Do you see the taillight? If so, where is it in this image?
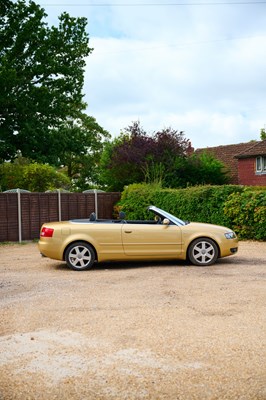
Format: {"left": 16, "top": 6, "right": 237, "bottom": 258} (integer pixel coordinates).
{"left": 41, "top": 227, "right": 54, "bottom": 237}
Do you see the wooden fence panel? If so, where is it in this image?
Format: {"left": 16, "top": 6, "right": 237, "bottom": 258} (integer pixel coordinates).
{"left": 39, "top": 193, "right": 58, "bottom": 223}
{"left": 0, "top": 194, "right": 18, "bottom": 241}
{"left": 98, "top": 192, "right": 121, "bottom": 219}
{"left": 0, "top": 192, "right": 121, "bottom": 242}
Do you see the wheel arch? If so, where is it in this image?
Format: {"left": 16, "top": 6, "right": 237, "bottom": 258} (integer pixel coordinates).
{"left": 186, "top": 236, "right": 221, "bottom": 261}
{"left": 63, "top": 240, "right": 98, "bottom": 262}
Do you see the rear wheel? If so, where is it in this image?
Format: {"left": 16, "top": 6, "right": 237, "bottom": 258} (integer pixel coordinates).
{"left": 188, "top": 238, "right": 218, "bottom": 266}
{"left": 65, "top": 242, "right": 95, "bottom": 271}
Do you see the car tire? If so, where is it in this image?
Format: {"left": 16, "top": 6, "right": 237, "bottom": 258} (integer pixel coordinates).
{"left": 65, "top": 242, "right": 95, "bottom": 271}
{"left": 188, "top": 238, "right": 218, "bottom": 266}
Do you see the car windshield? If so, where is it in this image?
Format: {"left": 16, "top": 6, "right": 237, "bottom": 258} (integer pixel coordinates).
{"left": 150, "top": 207, "right": 186, "bottom": 226}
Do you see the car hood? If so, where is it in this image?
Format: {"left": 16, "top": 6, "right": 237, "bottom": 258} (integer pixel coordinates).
{"left": 182, "top": 221, "right": 233, "bottom": 233}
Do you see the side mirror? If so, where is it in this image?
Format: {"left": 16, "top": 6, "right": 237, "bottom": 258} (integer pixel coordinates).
{"left": 162, "top": 218, "right": 170, "bottom": 225}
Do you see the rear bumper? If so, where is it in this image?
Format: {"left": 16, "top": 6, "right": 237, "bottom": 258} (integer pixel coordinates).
{"left": 38, "top": 239, "right": 63, "bottom": 261}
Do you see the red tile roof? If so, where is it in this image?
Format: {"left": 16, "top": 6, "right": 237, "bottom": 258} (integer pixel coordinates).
{"left": 235, "top": 139, "right": 266, "bottom": 158}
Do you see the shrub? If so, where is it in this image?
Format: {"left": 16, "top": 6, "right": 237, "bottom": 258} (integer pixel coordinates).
{"left": 119, "top": 183, "right": 162, "bottom": 219}
{"left": 118, "top": 183, "right": 266, "bottom": 240}
{"left": 224, "top": 188, "right": 266, "bottom": 240}
{"left": 0, "top": 162, "right": 70, "bottom": 192}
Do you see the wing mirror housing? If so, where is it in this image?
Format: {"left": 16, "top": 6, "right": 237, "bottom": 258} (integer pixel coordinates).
{"left": 162, "top": 218, "right": 170, "bottom": 225}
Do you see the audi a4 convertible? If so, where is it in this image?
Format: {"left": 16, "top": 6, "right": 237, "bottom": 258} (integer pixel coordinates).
{"left": 38, "top": 205, "right": 238, "bottom": 271}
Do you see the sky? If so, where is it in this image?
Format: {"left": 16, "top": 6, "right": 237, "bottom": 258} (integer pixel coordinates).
{"left": 38, "top": 1, "right": 266, "bottom": 149}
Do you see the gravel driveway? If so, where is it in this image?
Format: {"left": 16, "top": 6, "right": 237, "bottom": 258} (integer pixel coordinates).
{"left": 0, "top": 241, "right": 265, "bottom": 400}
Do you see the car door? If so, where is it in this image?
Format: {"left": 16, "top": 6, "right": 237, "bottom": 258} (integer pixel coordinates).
{"left": 122, "top": 223, "right": 182, "bottom": 257}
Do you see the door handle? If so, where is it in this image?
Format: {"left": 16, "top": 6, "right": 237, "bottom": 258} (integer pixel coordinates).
{"left": 124, "top": 230, "right": 132, "bottom": 233}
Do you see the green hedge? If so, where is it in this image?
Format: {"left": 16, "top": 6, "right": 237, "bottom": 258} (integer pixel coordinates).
{"left": 224, "top": 189, "right": 266, "bottom": 240}
{"left": 118, "top": 183, "right": 266, "bottom": 240}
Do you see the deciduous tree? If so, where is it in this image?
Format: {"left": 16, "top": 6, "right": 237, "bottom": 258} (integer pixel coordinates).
{"left": 99, "top": 121, "right": 228, "bottom": 190}
{"left": 99, "top": 121, "right": 191, "bottom": 191}
{"left": 0, "top": 0, "right": 93, "bottom": 162}
{"left": 56, "top": 115, "right": 109, "bottom": 190}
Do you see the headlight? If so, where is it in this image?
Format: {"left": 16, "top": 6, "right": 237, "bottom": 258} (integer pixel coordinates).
{"left": 224, "top": 231, "right": 236, "bottom": 239}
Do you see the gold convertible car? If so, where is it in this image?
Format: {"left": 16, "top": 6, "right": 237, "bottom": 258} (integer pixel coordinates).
{"left": 38, "top": 206, "right": 238, "bottom": 271}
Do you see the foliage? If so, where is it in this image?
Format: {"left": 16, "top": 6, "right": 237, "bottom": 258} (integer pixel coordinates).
{"left": 164, "top": 152, "right": 229, "bottom": 188}
{"left": 119, "top": 183, "right": 241, "bottom": 223}
{"left": 99, "top": 121, "right": 190, "bottom": 191}
{"left": 118, "top": 183, "right": 266, "bottom": 240}
{"left": 0, "top": 0, "right": 99, "bottom": 164}
{"left": 54, "top": 115, "right": 110, "bottom": 190}
{"left": 0, "top": 161, "right": 70, "bottom": 192}
{"left": 119, "top": 183, "right": 162, "bottom": 220}
{"left": 99, "top": 121, "right": 229, "bottom": 191}
{"left": 224, "top": 188, "right": 266, "bottom": 240}
{"left": 99, "top": 130, "right": 147, "bottom": 191}
{"left": 189, "top": 152, "right": 229, "bottom": 185}
{"left": 260, "top": 128, "right": 266, "bottom": 140}
{"left": 0, "top": 162, "right": 23, "bottom": 190}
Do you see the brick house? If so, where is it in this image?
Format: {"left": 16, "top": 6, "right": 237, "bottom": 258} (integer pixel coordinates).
{"left": 236, "top": 140, "right": 266, "bottom": 185}
{"left": 196, "top": 140, "right": 266, "bottom": 186}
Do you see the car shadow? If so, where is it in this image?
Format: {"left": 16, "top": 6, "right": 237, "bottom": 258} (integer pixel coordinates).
{"left": 52, "top": 259, "right": 189, "bottom": 272}
{"left": 96, "top": 259, "right": 189, "bottom": 270}
{"left": 52, "top": 257, "right": 237, "bottom": 272}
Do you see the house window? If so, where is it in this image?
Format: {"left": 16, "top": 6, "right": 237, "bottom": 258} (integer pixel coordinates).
{"left": 256, "top": 156, "right": 266, "bottom": 173}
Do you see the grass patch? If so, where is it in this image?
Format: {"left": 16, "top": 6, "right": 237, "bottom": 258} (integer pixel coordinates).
{"left": 0, "top": 240, "right": 38, "bottom": 246}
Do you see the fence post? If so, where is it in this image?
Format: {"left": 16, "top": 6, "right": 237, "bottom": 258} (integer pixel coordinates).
{"left": 57, "top": 189, "right": 61, "bottom": 221}
{"left": 94, "top": 189, "right": 98, "bottom": 219}
{"left": 17, "top": 189, "right": 22, "bottom": 243}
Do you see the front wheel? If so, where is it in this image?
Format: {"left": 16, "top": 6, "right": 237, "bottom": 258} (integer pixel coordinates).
{"left": 188, "top": 238, "right": 218, "bottom": 266}
{"left": 65, "top": 242, "right": 95, "bottom": 271}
